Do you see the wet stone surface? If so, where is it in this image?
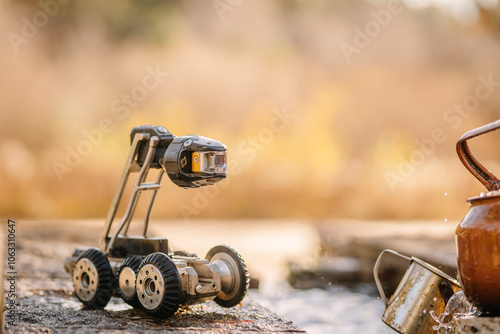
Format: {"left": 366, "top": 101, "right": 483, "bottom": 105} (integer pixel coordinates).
{"left": 4, "top": 221, "right": 305, "bottom": 334}
{"left": 7, "top": 291, "right": 302, "bottom": 334}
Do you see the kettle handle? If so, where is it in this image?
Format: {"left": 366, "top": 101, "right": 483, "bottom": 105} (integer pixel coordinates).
{"left": 373, "top": 249, "right": 411, "bottom": 306}
{"left": 457, "top": 119, "right": 500, "bottom": 191}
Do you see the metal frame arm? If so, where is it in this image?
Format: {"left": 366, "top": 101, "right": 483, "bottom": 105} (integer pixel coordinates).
{"left": 105, "top": 136, "right": 159, "bottom": 254}
{"left": 99, "top": 133, "right": 150, "bottom": 250}
{"left": 142, "top": 169, "right": 165, "bottom": 237}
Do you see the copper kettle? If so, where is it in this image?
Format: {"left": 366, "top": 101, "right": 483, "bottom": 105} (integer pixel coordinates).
{"left": 456, "top": 119, "right": 500, "bottom": 314}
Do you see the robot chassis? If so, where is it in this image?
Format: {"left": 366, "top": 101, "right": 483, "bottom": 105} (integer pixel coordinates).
{"left": 64, "top": 125, "right": 249, "bottom": 318}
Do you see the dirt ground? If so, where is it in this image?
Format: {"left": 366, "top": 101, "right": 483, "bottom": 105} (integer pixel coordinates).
{"left": 2, "top": 220, "right": 305, "bottom": 334}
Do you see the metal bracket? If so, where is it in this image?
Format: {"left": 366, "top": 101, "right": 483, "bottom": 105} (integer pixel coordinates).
{"left": 100, "top": 133, "right": 165, "bottom": 255}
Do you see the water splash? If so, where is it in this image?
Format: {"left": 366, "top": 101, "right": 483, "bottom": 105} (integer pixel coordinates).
{"left": 430, "top": 290, "right": 478, "bottom": 333}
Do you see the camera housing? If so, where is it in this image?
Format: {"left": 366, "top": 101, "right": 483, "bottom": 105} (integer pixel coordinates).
{"left": 163, "top": 135, "right": 227, "bottom": 188}
{"left": 130, "top": 125, "right": 227, "bottom": 188}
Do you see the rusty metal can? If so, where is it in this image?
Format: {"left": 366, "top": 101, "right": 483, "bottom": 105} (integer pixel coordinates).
{"left": 374, "top": 249, "right": 461, "bottom": 333}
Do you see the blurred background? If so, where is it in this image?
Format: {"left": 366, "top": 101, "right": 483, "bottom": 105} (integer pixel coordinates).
{"left": 2, "top": 0, "right": 500, "bottom": 221}
{"left": 4, "top": 1, "right": 500, "bottom": 333}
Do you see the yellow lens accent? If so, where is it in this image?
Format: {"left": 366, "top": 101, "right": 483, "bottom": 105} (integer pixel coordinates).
{"left": 192, "top": 152, "right": 201, "bottom": 172}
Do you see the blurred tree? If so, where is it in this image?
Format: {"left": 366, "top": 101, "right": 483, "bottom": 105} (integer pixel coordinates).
{"left": 8, "top": 0, "right": 179, "bottom": 48}
{"left": 477, "top": 2, "right": 500, "bottom": 34}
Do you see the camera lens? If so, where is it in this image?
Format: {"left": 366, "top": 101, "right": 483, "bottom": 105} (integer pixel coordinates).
{"left": 214, "top": 155, "right": 224, "bottom": 167}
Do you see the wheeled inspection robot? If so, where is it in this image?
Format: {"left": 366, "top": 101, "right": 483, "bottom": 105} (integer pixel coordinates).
{"left": 64, "top": 125, "right": 249, "bottom": 318}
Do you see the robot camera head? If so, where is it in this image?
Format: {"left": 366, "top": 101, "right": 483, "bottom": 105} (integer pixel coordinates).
{"left": 162, "top": 135, "right": 227, "bottom": 188}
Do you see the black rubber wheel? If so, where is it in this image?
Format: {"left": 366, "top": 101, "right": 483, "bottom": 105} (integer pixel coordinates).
{"left": 72, "top": 248, "right": 113, "bottom": 309}
{"left": 136, "top": 252, "right": 181, "bottom": 318}
{"left": 206, "top": 245, "right": 249, "bottom": 308}
{"left": 117, "top": 256, "right": 143, "bottom": 308}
